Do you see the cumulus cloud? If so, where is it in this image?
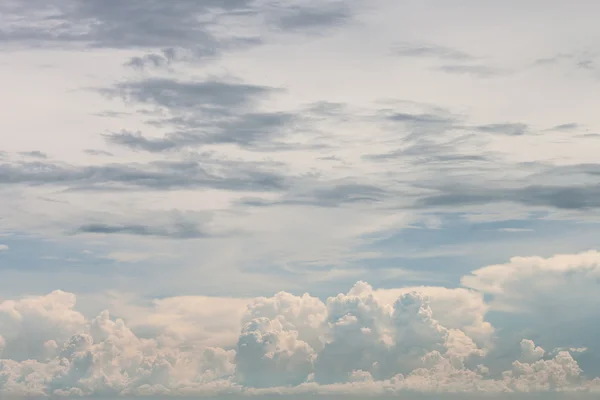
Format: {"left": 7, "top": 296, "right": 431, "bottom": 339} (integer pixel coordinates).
{"left": 2, "top": 269, "right": 600, "bottom": 396}
{"left": 462, "top": 250, "right": 600, "bottom": 376}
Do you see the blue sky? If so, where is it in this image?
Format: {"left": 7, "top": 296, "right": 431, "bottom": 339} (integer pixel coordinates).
{"left": 2, "top": 0, "right": 600, "bottom": 397}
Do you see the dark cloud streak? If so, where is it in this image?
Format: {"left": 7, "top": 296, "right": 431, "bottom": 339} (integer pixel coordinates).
{"left": 475, "top": 123, "right": 528, "bottom": 136}
{"left": 76, "top": 222, "right": 212, "bottom": 239}
{"left": 417, "top": 183, "right": 600, "bottom": 211}
{"left": 0, "top": 159, "right": 289, "bottom": 192}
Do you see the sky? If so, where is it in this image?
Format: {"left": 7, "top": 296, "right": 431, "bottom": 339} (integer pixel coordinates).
{"left": 2, "top": 0, "right": 600, "bottom": 397}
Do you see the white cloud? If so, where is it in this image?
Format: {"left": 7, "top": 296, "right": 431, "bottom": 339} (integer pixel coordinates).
{"left": 0, "top": 244, "right": 7, "bottom": 251}
{"left": 2, "top": 266, "right": 600, "bottom": 396}
{"left": 462, "top": 250, "right": 600, "bottom": 335}
{"left": 459, "top": 250, "right": 600, "bottom": 377}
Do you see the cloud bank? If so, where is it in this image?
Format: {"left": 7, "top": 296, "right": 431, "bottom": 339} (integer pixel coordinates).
{"left": 2, "top": 251, "right": 600, "bottom": 397}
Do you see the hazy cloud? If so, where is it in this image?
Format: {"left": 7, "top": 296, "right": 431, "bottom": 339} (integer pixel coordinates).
{"left": 476, "top": 123, "right": 528, "bottom": 136}
{"left": 386, "top": 112, "right": 456, "bottom": 125}
{"left": 550, "top": 123, "right": 580, "bottom": 131}
{"left": 19, "top": 151, "right": 48, "bottom": 159}
{"left": 438, "top": 64, "right": 503, "bottom": 78}
{"left": 83, "top": 149, "right": 113, "bottom": 157}
{"left": 271, "top": 2, "right": 352, "bottom": 32}
{"left": 392, "top": 43, "right": 474, "bottom": 60}
{"left": 239, "top": 183, "right": 388, "bottom": 208}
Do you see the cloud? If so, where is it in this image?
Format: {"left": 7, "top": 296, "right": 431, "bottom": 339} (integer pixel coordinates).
{"left": 5, "top": 1, "right": 600, "bottom": 396}
{"left": 550, "top": 123, "right": 580, "bottom": 131}
{"left": 391, "top": 44, "right": 501, "bottom": 78}
{"left": 83, "top": 149, "right": 113, "bottom": 157}
{"left": 462, "top": 250, "right": 600, "bottom": 375}
{"left": 99, "top": 78, "right": 310, "bottom": 152}
{"left": 0, "top": 0, "right": 260, "bottom": 68}
{"left": 518, "top": 339, "right": 545, "bottom": 363}
{"left": 534, "top": 52, "right": 597, "bottom": 71}
{"left": 0, "top": 158, "right": 290, "bottom": 192}
{"left": 475, "top": 123, "right": 529, "bottom": 136}
{"left": 1, "top": 0, "right": 358, "bottom": 74}
{"left": 270, "top": 1, "right": 353, "bottom": 32}
{"left": 438, "top": 65, "right": 504, "bottom": 78}
{"left": 364, "top": 136, "right": 489, "bottom": 165}
{"left": 410, "top": 161, "right": 600, "bottom": 212}
{"left": 105, "top": 78, "right": 278, "bottom": 112}
{"left": 239, "top": 182, "right": 388, "bottom": 208}
{"left": 497, "top": 228, "right": 534, "bottom": 233}
{"left": 417, "top": 182, "right": 600, "bottom": 210}
{"left": 3, "top": 273, "right": 600, "bottom": 396}
{"left": 392, "top": 43, "right": 474, "bottom": 61}
{"left": 105, "top": 110, "right": 298, "bottom": 151}
{"left": 0, "top": 244, "right": 8, "bottom": 251}
{"left": 103, "top": 251, "right": 168, "bottom": 263}
{"left": 19, "top": 150, "right": 47, "bottom": 159}
{"left": 70, "top": 209, "right": 240, "bottom": 240}
{"left": 386, "top": 111, "right": 456, "bottom": 125}
{"left": 76, "top": 222, "right": 212, "bottom": 239}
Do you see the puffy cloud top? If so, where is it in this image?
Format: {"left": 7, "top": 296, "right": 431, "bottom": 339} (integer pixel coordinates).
{"left": 2, "top": 258, "right": 600, "bottom": 396}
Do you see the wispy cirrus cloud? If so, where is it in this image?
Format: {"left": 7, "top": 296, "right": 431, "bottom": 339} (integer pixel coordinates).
{"left": 392, "top": 43, "right": 475, "bottom": 61}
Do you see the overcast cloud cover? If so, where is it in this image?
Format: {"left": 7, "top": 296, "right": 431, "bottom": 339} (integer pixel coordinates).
{"left": 2, "top": 0, "right": 600, "bottom": 398}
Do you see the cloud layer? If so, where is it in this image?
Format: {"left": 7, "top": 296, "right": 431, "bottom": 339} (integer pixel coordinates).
{"left": 3, "top": 1, "right": 600, "bottom": 398}
{"left": 2, "top": 251, "right": 600, "bottom": 396}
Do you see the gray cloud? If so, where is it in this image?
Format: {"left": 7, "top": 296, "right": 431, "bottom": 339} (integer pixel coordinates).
{"left": 534, "top": 53, "right": 572, "bottom": 65}
{"left": 404, "top": 159, "right": 600, "bottom": 211}
{"left": 0, "top": 0, "right": 254, "bottom": 47}
{"left": 365, "top": 106, "right": 489, "bottom": 166}
{"left": 1, "top": 0, "right": 356, "bottom": 67}
{"left": 83, "top": 149, "right": 113, "bottom": 157}
{"left": 366, "top": 147, "right": 488, "bottom": 164}
{"left": 0, "top": 159, "right": 289, "bottom": 192}
{"left": 105, "top": 131, "right": 180, "bottom": 153}
{"left": 19, "top": 151, "right": 48, "bottom": 159}
{"left": 272, "top": 2, "right": 352, "bottom": 32}
{"left": 124, "top": 50, "right": 176, "bottom": 71}
{"left": 387, "top": 112, "right": 456, "bottom": 125}
{"left": 106, "top": 111, "right": 299, "bottom": 152}
{"left": 550, "top": 123, "right": 580, "bottom": 131}
{"left": 476, "top": 123, "right": 528, "bottom": 136}
{"left": 103, "top": 78, "right": 278, "bottom": 112}
{"left": 417, "top": 183, "right": 600, "bottom": 211}
{"left": 76, "top": 222, "right": 211, "bottom": 239}
{"left": 100, "top": 77, "right": 324, "bottom": 152}
{"left": 71, "top": 209, "right": 235, "bottom": 239}
{"left": 534, "top": 52, "right": 597, "bottom": 71}
{"left": 438, "top": 64, "right": 503, "bottom": 78}
{"left": 391, "top": 44, "right": 503, "bottom": 78}
{"left": 392, "top": 43, "right": 474, "bottom": 61}
{"left": 239, "top": 183, "right": 388, "bottom": 208}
